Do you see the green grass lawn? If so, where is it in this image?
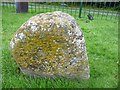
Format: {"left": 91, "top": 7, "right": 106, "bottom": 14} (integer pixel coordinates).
{"left": 2, "top": 7, "right": 118, "bottom": 88}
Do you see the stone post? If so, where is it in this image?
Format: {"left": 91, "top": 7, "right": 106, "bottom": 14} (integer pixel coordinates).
{"left": 15, "top": 0, "right": 28, "bottom": 13}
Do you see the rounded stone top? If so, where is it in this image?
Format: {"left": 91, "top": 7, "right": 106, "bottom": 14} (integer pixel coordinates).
{"left": 10, "top": 11, "right": 89, "bottom": 79}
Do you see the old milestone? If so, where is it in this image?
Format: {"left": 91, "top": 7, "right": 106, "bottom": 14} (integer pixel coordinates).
{"left": 10, "top": 11, "right": 90, "bottom": 79}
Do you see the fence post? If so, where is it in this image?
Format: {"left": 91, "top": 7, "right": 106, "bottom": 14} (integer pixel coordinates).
{"left": 15, "top": 0, "right": 28, "bottom": 13}
{"left": 79, "top": 0, "right": 83, "bottom": 18}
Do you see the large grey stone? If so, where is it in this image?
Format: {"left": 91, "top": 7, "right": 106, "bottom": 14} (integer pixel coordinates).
{"left": 10, "top": 11, "right": 90, "bottom": 79}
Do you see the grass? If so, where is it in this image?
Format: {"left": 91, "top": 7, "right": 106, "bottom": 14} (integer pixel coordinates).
{"left": 2, "top": 7, "right": 118, "bottom": 88}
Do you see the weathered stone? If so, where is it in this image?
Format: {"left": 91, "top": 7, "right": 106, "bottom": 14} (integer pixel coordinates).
{"left": 10, "top": 11, "right": 90, "bottom": 79}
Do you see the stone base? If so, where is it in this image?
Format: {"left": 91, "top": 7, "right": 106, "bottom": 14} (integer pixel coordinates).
{"left": 20, "top": 67, "right": 90, "bottom": 80}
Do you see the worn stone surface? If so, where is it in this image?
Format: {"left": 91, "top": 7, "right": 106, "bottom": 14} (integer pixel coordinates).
{"left": 10, "top": 11, "right": 90, "bottom": 79}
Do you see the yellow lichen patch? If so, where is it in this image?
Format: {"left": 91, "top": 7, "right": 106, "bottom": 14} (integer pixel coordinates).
{"left": 12, "top": 30, "right": 67, "bottom": 73}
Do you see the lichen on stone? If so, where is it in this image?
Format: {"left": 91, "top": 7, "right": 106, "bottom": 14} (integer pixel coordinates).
{"left": 10, "top": 11, "right": 90, "bottom": 79}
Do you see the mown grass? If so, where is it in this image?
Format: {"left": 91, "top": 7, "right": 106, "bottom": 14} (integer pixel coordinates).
{"left": 2, "top": 7, "right": 118, "bottom": 88}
